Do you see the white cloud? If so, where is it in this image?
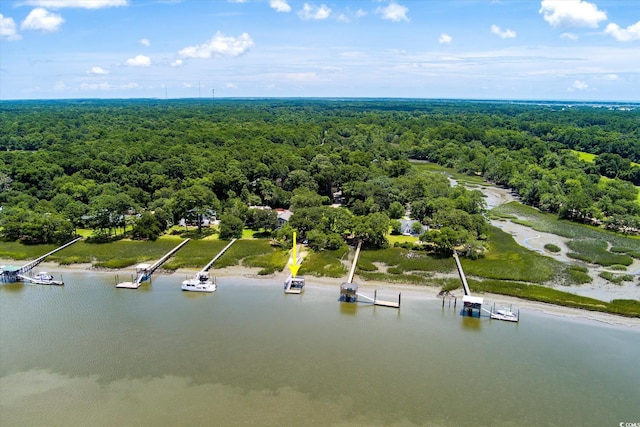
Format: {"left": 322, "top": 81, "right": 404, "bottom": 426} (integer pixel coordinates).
{"left": 604, "top": 21, "right": 640, "bottom": 42}
{"left": 21, "top": 8, "right": 64, "bottom": 32}
{"left": 376, "top": 2, "right": 409, "bottom": 22}
{"left": 560, "top": 32, "right": 578, "bottom": 40}
{"left": 270, "top": 0, "right": 291, "bottom": 13}
{"left": 438, "top": 33, "right": 452, "bottom": 44}
{"left": 355, "top": 9, "right": 367, "bottom": 18}
{"left": 178, "top": 32, "right": 254, "bottom": 58}
{"left": 491, "top": 24, "right": 516, "bottom": 39}
{"left": 569, "top": 79, "right": 588, "bottom": 91}
{"left": 0, "top": 14, "right": 21, "bottom": 40}
{"left": 87, "top": 66, "right": 109, "bottom": 75}
{"left": 171, "top": 59, "right": 183, "bottom": 67}
{"left": 337, "top": 13, "right": 350, "bottom": 23}
{"left": 22, "top": 0, "right": 127, "bottom": 9}
{"left": 603, "top": 74, "right": 619, "bottom": 80}
{"left": 298, "top": 4, "right": 331, "bottom": 20}
{"left": 226, "top": 83, "right": 238, "bottom": 88}
{"left": 139, "top": 38, "right": 150, "bottom": 46}
{"left": 53, "top": 80, "right": 65, "bottom": 90}
{"left": 125, "top": 54, "right": 151, "bottom": 67}
{"left": 539, "top": 0, "right": 607, "bottom": 28}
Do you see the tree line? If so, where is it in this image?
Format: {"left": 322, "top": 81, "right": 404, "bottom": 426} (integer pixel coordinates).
{"left": 0, "top": 99, "right": 638, "bottom": 250}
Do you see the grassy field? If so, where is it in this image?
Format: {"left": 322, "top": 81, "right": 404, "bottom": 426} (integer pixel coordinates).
{"left": 410, "top": 161, "right": 487, "bottom": 186}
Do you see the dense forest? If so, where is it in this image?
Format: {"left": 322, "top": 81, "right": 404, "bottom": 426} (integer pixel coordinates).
{"left": 0, "top": 99, "right": 638, "bottom": 251}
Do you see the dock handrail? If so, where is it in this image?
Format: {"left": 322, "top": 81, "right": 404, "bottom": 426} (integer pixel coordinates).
{"left": 18, "top": 237, "right": 82, "bottom": 275}
{"left": 452, "top": 250, "right": 471, "bottom": 296}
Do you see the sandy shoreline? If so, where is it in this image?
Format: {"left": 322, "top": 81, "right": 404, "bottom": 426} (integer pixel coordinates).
{"left": 5, "top": 258, "right": 639, "bottom": 328}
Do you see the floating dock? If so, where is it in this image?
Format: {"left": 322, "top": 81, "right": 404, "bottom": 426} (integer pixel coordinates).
{"left": 284, "top": 275, "right": 305, "bottom": 294}
{"left": 117, "top": 239, "right": 190, "bottom": 289}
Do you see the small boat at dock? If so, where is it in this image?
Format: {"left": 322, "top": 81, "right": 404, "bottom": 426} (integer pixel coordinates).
{"left": 23, "top": 272, "right": 64, "bottom": 286}
{"left": 182, "top": 272, "right": 216, "bottom": 293}
{"left": 490, "top": 307, "right": 519, "bottom": 322}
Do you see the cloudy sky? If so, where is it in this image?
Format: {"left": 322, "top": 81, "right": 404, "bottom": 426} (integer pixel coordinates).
{"left": 1, "top": 0, "right": 639, "bottom": 101}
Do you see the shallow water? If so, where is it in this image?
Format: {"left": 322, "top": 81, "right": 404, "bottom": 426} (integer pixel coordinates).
{"left": 1, "top": 271, "right": 639, "bottom": 426}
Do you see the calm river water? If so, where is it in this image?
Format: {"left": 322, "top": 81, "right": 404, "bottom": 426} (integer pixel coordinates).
{"left": 1, "top": 270, "right": 638, "bottom": 426}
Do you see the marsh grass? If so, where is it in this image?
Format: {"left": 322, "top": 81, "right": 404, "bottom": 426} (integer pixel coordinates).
{"left": 566, "top": 266, "right": 593, "bottom": 284}
{"left": 492, "top": 202, "right": 640, "bottom": 249}
{"left": 358, "top": 247, "right": 453, "bottom": 273}
{"left": 163, "top": 239, "right": 229, "bottom": 270}
{"left": 599, "top": 271, "right": 634, "bottom": 284}
{"left": 300, "top": 247, "right": 348, "bottom": 278}
{"left": 0, "top": 242, "right": 60, "bottom": 261}
{"left": 544, "top": 243, "right": 561, "bottom": 253}
{"left": 243, "top": 250, "right": 289, "bottom": 275}
{"left": 566, "top": 239, "right": 633, "bottom": 266}
{"left": 463, "top": 226, "right": 559, "bottom": 283}
{"left": 611, "top": 246, "right": 640, "bottom": 259}
{"left": 51, "top": 237, "right": 187, "bottom": 265}
{"left": 212, "top": 240, "right": 274, "bottom": 268}
{"left": 491, "top": 202, "right": 639, "bottom": 269}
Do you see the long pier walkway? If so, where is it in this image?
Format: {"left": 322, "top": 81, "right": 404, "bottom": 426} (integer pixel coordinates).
{"left": 117, "top": 239, "right": 190, "bottom": 289}
{"left": 452, "top": 250, "right": 471, "bottom": 296}
{"left": 18, "top": 238, "right": 82, "bottom": 275}
{"left": 201, "top": 239, "right": 237, "bottom": 273}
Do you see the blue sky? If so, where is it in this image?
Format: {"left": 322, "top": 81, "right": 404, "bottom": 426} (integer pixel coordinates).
{"left": 1, "top": 0, "right": 639, "bottom": 101}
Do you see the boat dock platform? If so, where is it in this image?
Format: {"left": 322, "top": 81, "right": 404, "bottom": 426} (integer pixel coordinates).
{"left": 117, "top": 239, "right": 190, "bottom": 289}
{"left": 1, "top": 237, "right": 81, "bottom": 283}
{"left": 356, "top": 289, "right": 401, "bottom": 308}
{"left": 340, "top": 241, "right": 400, "bottom": 308}
{"left": 284, "top": 275, "right": 305, "bottom": 294}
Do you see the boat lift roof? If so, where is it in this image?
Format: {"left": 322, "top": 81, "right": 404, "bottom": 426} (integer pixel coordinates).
{"left": 462, "top": 295, "right": 484, "bottom": 305}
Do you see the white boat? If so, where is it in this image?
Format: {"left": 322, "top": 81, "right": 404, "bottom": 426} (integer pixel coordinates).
{"left": 181, "top": 272, "right": 216, "bottom": 293}
{"left": 490, "top": 308, "right": 519, "bottom": 322}
{"left": 28, "top": 272, "right": 64, "bottom": 286}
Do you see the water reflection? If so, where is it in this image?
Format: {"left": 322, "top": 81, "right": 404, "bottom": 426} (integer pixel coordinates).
{"left": 460, "top": 315, "right": 482, "bottom": 331}
{"left": 339, "top": 301, "right": 358, "bottom": 316}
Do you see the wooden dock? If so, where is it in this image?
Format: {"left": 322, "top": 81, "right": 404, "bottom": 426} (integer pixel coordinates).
{"left": 452, "top": 250, "right": 471, "bottom": 296}
{"left": 201, "top": 238, "right": 237, "bottom": 272}
{"left": 18, "top": 238, "right": 81, "bottom": 275}
{"left": 117, "top": 239, "right": 190, "bottom": 289}
{"left": 357, "top": 289, "right": 401, "bottom": 308}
